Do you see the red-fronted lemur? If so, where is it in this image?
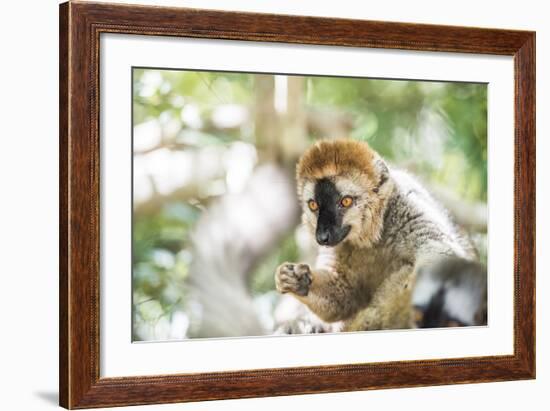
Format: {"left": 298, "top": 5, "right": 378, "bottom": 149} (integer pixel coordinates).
{"left": 275, "top": 139, "right": 486, "bottom": 333}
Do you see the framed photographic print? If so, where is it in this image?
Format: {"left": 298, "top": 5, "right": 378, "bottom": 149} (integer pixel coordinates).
{"left": 59, "top": 1, "right": 535, "bottom": 409}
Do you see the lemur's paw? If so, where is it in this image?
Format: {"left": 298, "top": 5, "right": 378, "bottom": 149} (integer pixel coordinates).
{"left": 275, "top": 263, "right": 312, "bottom": 296}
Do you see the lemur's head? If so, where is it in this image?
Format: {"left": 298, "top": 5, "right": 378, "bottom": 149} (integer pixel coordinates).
{"left": 297, "top": 139, "right": 393, "bottom": 248}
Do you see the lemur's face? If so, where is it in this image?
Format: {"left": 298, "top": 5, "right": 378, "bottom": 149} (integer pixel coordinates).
{"left": 302, "top": 175, "right": 368, "bottom": 247}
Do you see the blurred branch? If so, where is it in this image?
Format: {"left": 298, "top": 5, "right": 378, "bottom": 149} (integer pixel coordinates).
{"left": 187, "top": 164, "right": 300, "bottom": 338}
{"left": 133, "top": 146, "right": 229, "bottom": 216}
{"left": 279, "top": 77, "right": 309, "bottom": 162}
{"left": 254, "top": 75, "right": 279, "bottom": 162}
{"left": 134, "top": 183, "right": 205, "bottom": 216}
{"left": 133, "top": 105, "right": 353, "bottom": 157}
{"left": 134, "top": 141, "right": 191, "bottom": 156}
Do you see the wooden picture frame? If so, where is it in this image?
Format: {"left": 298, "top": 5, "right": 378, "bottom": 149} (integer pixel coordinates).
{"left": 59, "top": 1, "right": 535, "bottom": 408}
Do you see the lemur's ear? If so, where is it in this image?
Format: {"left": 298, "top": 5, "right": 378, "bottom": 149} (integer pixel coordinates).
{"left": 373, "top": 158, "right": 389, "bottom": 193}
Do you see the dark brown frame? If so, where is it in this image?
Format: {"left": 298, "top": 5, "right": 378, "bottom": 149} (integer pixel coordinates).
{"left": 59, "top": 1, "right": 536, "bottom": 409}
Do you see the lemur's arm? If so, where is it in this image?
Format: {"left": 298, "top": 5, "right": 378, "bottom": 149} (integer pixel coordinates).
{"left": 341, "top": 238, "right": 461, "bottom": 331}
{"left": 344, "top": 264, "right": 415, "bottom": 331}
{"left": 275, "top": 263, "right": 362, "bottom": 323}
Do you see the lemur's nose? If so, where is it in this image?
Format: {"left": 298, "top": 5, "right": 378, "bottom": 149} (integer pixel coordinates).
{"left": 316, "top": 230, "right": 330, "bottom": 245}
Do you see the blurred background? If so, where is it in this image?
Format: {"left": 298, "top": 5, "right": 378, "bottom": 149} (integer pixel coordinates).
{"left": 132, "top": 68, "right": 487, "bottom": 341}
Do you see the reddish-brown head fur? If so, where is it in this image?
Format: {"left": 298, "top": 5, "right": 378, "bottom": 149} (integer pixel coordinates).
{"left": 296, "top": 139, "right": 378, "bottom": 182}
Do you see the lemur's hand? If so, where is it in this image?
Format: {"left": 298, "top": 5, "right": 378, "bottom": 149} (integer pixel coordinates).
{"left": 275, "top": 263, "right": 312, "bottom": 297}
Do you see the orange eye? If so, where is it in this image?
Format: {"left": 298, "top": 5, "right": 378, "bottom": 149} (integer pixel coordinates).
{"left": 340, "top": 196, "right": 353, "bottom": 208}
{"left": 307, "top": 200, "right": 319, "bottom": 212}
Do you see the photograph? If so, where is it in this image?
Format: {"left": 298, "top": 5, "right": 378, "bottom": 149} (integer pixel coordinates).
{"left": 132, "top": 68, "right": 488, "bottom": 341}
